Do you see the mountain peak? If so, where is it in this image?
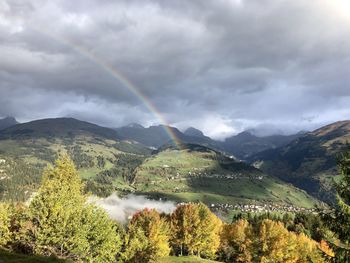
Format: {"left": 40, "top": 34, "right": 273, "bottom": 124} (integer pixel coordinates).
{"left": 0, "top": 116, "right": 18, "bottom": 130}
{"left": 184, "top": 127, "right": 205, "bottom": 137}
{"left": 126, "top": 123, "right": 144, "bottom": 129}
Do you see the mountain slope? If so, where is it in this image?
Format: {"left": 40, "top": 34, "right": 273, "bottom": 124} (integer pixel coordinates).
{"left": 0, "top": 118, "right": 151, "bottom": 201}
{"left": 222, "top": 131, "right": 303, "bottom": 160}
{"left": 133, "top": 144, "right": 320, "bottom": 208}
{"left": 249, "top": 120, "right": 350, "bottom": 203}
{"left": 116, "top": 124, "right": 222, "bottom": 151}
{"left": 0, "top": 117, "right": 120, "bottom": 140}
{"left": 0, "top": 117, "right": 18, "bottom": 130}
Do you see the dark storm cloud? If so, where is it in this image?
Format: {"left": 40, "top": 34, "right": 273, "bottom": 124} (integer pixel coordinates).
{"left": 1, "top": 0, "right": 350, "bottom": 138}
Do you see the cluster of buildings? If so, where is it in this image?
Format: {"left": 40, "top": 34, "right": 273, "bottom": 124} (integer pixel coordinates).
{"left": 210, "top": 203, "right": 316, "bottom": 213}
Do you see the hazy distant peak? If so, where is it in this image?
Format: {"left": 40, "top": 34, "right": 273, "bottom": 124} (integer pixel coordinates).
{"left": 0, "top": 116, "right": 18, "bottom": 130}
{"left": 126, "top": 123, "right": 144, "bottom": 129}
{"left": 184, "top": 127, "right": 205, "bottom": 137}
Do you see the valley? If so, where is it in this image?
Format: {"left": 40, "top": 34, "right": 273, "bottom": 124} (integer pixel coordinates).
{"left": 0, "top": 117, "right": 322, "bottom": 215}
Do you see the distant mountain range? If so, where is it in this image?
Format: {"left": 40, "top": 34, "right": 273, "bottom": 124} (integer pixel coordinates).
{"left": 0, "top": 116, "right": 303, "bottom": 159}
{"left": 115, "top": 124, "right": 302, "bottom": 159}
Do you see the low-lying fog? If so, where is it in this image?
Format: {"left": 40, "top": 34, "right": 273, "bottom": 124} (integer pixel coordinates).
{"left": 90, "top": 194, "right": 176, "bottom": 223}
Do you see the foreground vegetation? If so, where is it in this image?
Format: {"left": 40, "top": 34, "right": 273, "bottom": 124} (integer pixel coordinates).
{"left": 2, "top": 152, "right": 350, "bottom": 262}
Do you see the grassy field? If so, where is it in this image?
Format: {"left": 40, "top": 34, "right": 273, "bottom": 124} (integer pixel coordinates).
{"left": 0, "top": 249, "right": 68, "bottom": 263}
{"left": 134, "top": 147, "right": 321, "bottom": 208}
{"left": 158, "top": 256, "right": 220, "bottom": 263}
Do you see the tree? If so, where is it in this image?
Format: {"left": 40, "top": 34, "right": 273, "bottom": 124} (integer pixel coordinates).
{"left": 196, "top": 203, "right": 222, "bottom": 258}
{"left": 258, "top": 219, "right": 298, "bottom": 263}
{"left": 0, "top": 202, "right": 11, "bottom": 247}
{"left": 296, "top": 233, "right": 327, "bottom": 263}
{"left": 121, "top": 208, "right": 170, "bottom": 263}
{"left": 219, "top": 219, "right": 253, "bottom": 263}
{"left": 170, "top": 203, "right": 222, "bottom": 258}
{"left": 28, "top": 155, "right": 122, "bottom": 262}
{"left": 323, "top": 148, "right": 350, "bottom": 261}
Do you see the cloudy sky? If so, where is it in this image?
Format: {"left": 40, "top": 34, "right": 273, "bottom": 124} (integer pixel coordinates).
{"left": 1, "top": 0, "right": 350, "bottom": 139}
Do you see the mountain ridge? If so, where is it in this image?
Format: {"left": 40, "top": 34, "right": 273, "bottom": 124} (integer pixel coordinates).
{"left": 249, "top": 120, "right": 350, "bottom": 203}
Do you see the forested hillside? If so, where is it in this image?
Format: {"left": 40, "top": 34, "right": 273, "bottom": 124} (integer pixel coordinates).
{"left": 250, "top": 121, "right": 350, "bottom": 203}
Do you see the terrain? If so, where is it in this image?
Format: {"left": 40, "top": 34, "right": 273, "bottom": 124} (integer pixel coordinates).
{"left": 222, "top": 131, "right": 304, "bottom": 160}
{"left": 0, "top": 118, "right": 151, "bottom": 201}
{"left": 250, "top": 120, "right": 350, "bottom": 203}
{"left": 0, "top": 117, "right": 18, "bottom": 130}
{"left": 116, "top": 124, "right": 302, "bottom": 159}
{"left": 133, "top": 144, "right": 319, "bottom": 208}
{"left": 0, "top": 118, "right": 319, "bottom": 210}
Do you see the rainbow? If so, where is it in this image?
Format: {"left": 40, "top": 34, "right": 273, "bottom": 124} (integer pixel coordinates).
{"left": 28, "top": 26, "right": 182, "bottom": 148}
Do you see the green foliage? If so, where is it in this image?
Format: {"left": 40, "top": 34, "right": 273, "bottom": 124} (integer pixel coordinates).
{"left": 0, "top": 202, "right": 11, "bottom": 246}
{"left": 0, "top": 248, "right": 69, "bottom": 263}
{"left": 323, "top": 148, "right": 350, "bottom": 261}
{"left": 27, "top": 155, "right": 122, "bottom": 262}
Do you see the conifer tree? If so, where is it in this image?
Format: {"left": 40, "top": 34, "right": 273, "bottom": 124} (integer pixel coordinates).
{"left": 323, "top": 149, "right": 350, "bottom": 261}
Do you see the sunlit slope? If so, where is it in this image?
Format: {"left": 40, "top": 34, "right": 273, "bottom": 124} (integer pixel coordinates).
{"left": 0, "top": 118, "right": 151, "bottom": 201}
{"left": 133, "top": 144, "right": 320, "bottom": 208}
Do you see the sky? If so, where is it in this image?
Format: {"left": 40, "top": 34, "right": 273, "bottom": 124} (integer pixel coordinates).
{"left": 1, "top": 0, "right": 350, "bottom": 139}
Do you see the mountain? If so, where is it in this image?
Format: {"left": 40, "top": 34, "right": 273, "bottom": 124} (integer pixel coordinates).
{"left": 133, "top": 143, "right": 320, "bottom": 209}
{"left": 116, "top": 124, "right": 180, "bottom": 148}
{"left": 0, "top": 116, "right": 18, "bottom": 130}
{"left": 184, "top": 127, "right": 206, "bottom": 138}
{"left": 116, "top": 124, "right": 221, "bottom": 150}
{"left": 116, "top": 124, "right": 305, "bottom": 159}
{"left": 0, "top": 117, "right": 120, "bottom": 140}
{"left": 222, "top": 131, "right": 304, "bottom": 160}
{"left": 249, "top": 120, "right": 350, "bottom": 203}
{"left": 0, "top": 118, "right": 151, "bottom": 201}
{"left": 0, "top": 117, "right": 320, "bottom": 210}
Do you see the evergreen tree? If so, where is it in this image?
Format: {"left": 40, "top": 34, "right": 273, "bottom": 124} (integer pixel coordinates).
{"left": 323, "top": 149, "right": 350, "bottom": 261}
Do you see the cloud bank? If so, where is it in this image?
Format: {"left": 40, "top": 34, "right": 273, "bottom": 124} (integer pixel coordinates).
{"left": 1, "top": 0, "right": 350, "bottom": 138}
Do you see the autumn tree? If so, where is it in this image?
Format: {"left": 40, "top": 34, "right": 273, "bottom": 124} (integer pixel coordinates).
{"left": 28, "top": 155, "right": 122, "bottom": 262}
{"left": 296, "top": 233, "right": 328, "bottom": 263}
{"left": 121, "top": 208, "right": 170, "bottom": 263}
{"left": 170, "top": 203, "right": 222, "bottom": 259}
{"left": 0, "top": 202, "right": 11, "bottom": 247}
{"left": 219, "top": 219, "right": 253, "bottom": 263}
{"left": 257, "top": 219, "right": 298, "bottom": 263}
